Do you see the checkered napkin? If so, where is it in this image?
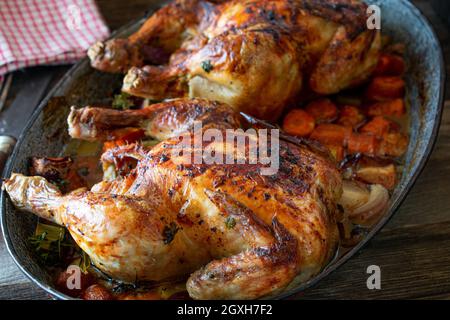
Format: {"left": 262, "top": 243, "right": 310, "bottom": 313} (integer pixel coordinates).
{"left": 0, "top": 0, "right": 110, "bottom": 79}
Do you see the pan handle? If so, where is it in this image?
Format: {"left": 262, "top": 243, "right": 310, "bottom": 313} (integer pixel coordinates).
{"left": 0, "top": 136, "right": 16, "bottom": 176}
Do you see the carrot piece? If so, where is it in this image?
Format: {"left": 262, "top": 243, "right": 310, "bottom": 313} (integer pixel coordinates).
{"left": 337, "top": 105, "right": 365, "bottom": 128}
{"left": 356, "top": 164, "right": 397, "bottom": 190}
{"left": 326, "top": 144, "right": 345, "bottom": 162}
{"left": 378, "top": 132, "right": 408, "bottom": 157}
{"left": 310, "top": 124, "right": 352, "bottom": 146}
{"left": 367, "top": 98, "right": 406, "bottom": 117}
{"left": 304, "top": 98, "right": 338, "bottom": 123}
{"left": 282, "top": 109, "right": 315, "bottom": 137}
{"left": 360, "top": 116, "right": 392, "bottom": 137}
{"left": 347, "top": 133, "right": 380, "bottom": 155}
{"left": 374, "top": 54, "right": 405, "bottom": 76}
{"left": 366, "top": 76, "right": 405, "bottom": 101}
{"left": 103, "top": 139, "right": 127, "bottom": 152}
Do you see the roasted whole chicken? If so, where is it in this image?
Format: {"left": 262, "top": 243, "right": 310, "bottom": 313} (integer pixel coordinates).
{"left": 4, "top": 98, "right": 342, "bottom": 299}
{"left": 88, "top": 0, "right": 381, "bottom": 120}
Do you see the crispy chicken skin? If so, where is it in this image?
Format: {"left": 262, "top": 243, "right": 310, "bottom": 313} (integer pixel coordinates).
{"left": 67, "top": 98, "right": 241, "bottom": 142}
{"left": 88, "top": 0, "right": 380, "bottom": 120}
{"left": 4, "top": 99, "right": 341, "bottom": 299}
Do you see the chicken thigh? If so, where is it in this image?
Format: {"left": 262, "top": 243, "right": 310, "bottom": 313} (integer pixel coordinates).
{"left": 88, "top": 0, "right": 380, "bottom": 120}
{"left": 4, "top": 99, "right": 341, "bottom": 299}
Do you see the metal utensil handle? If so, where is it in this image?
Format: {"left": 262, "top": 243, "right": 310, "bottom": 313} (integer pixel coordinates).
{"left": 0, "top": 136, "right": 16, "bottom": 176}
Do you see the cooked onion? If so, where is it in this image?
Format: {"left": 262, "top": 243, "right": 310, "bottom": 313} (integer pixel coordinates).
{"left": 339, "top": 180, "right": 370, "bottom": 212}
{"left": 349, "top": 184, "right": 389, "bottom": 227}
{"left": 339, "top": 181, "right": 390, "bottom": 227}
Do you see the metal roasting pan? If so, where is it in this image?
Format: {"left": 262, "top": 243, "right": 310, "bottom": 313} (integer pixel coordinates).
{"left": 0, "top": 0, "right": 445, "bottom": 299}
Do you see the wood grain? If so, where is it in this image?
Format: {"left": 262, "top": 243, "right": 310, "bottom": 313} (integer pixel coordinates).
{"left": 0, "top": 0, "right": 449, "bottom": 300}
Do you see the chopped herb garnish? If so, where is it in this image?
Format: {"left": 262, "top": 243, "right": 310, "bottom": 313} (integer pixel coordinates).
{"left": 225, "top": 216, "right": 236, "bottom": 229}
{"left": 201, "top": 60, "right": 213, "bottom": 73}
{"left": 207, "top": 272, "right": 216, "bottom": 279}
{"left": 112, "top": 92, "right": 134, "bottom": 110}
{"left": 163, "top": 222, "right": 180, "bottom": 244}
{"left": 29, "top": 231, "right": 48, "bottom": 251}
{"left": 79, "top": 251, "right": 91, "bottom": 273}
{"left": 29, "top": 222, "right": 75, "bottom": 266}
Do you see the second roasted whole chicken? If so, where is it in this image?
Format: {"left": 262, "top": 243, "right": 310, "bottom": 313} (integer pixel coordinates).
{"left": 88, "top": 0, "right": 381, "bottom": 120}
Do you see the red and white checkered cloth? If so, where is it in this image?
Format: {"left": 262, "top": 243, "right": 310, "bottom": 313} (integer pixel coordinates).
{"left": 0, "top": 0, "right": 110, "bottom": 79}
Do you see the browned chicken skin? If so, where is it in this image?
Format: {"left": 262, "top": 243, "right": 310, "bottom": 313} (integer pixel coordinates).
{"left": 88, "top": 0, "right": 380, "bottom": 120}
{"left": 4, "top": 98, "right": 341, "bottom": 299}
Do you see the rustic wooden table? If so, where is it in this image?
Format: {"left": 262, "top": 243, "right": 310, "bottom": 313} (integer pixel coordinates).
{"left": 0, "top": 0, "right": 449, "bottom": 300}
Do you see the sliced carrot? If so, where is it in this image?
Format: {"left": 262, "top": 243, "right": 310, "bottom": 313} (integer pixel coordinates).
{"left": 304, "top": 98, "right": 339, "bottom": 123}
{"left": 367, "top": 98, "right": 405, "bottom": 117}
{"left": 374, "top": 54, "right": 405, "bottom": 76}
{"left": 310, "top": 124, "right": 352, "bottom": 146}
{"left": 347, "top": 133, "right": 380, "bottom": 156}
{"left": 360, "top": 116, "right": 392, "bottom": 137}
{"left": 366, "top": 76, "right": 405, "bottom": 101}
{"left": 356, "top": 164, "right": 397, "bottom": 190}
{"left": 337, "top": 105, "right": 365, "bottom": 128}
{"left": 103, "top": 139, "right": 127, "bottom": 152}
{"left": 378, "top": 132, "right": 408, "bottom": 157}
{"left": 326, "top": 144, "right": 345, "bottom": 162}
{"left": 283, "top": 109, "right": 315, "bottom": 137}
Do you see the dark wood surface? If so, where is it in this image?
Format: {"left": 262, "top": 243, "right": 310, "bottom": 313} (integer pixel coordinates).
{"left": 0, "top": 0, "right": 449, "bottom": 300}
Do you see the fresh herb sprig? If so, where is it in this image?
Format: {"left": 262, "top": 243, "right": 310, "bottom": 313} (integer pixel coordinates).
{"left": 225, "top": 216, "right": 236, "bottom": 229}
{"left": 29, "top": 222, "right": 91, "bottom": 272}
{"left": 112, "top": 92, "right": 134, "bottom": 110}
{"left": 201, "top": 60, "right": 214, "bottom": 73}
{"left": 162, "top": 222, "right": 180, "bottom": 245}
{"left": 29, "top": 222, "right": 73, "bottom": 266}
